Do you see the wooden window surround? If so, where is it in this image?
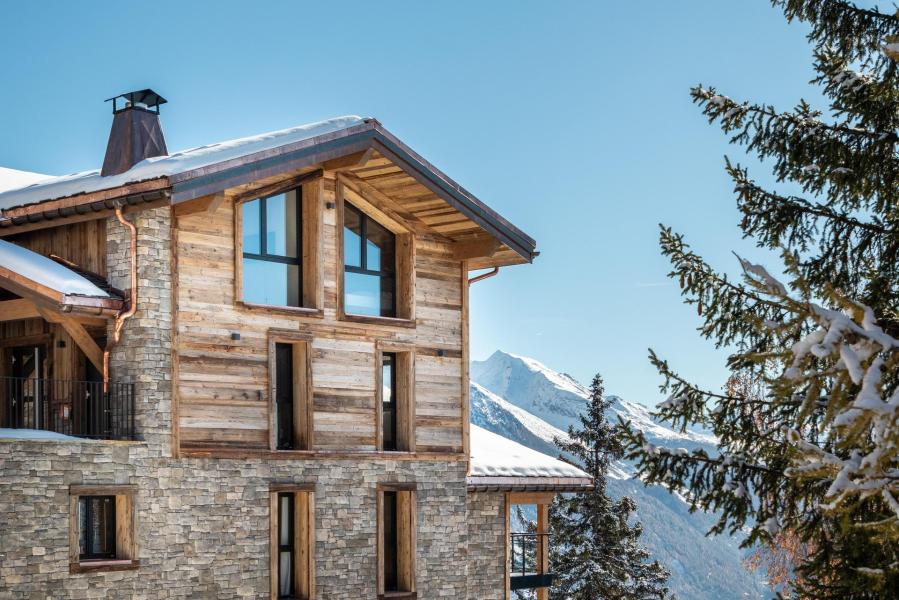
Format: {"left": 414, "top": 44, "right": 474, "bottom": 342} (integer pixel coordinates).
{"left": 336, "top": 178, "right": 415, "bottom": 328}
{"left": 268, "top": 330, "right": 314, "bottom": 451}
{"left": 376, "top": 343, "right": 415, "bottom": 452}
{"left": 377, "top": 483, "right": 417, "bottom": 599}
{"left": 507, "top": 492, "right": 554, "bottom": 600}
{"left": 234, "top": 173, "right": 324, "bottom": 316}
{"left": 68, "top": 484, "right": 138, "bottom": 574}
{"left": 270, "top": 484, "right": 315, "bottom": 600}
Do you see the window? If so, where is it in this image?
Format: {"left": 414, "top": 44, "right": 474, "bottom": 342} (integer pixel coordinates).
{"left": 69, "top": 485, "right": 137, "bottom": 573}
{"left": 378, "top": 348, "right": 414, "bottom": 452}
{"left": 269, "top": 332, "right": 313, "bottom": 451}
{"left": 381, "top": 353, "right": 397, "bottom": 451}
{"left": 343, "top": 202, "right": 396, "bottom": 317}
{"left": 270, "top": 486, "right": 314, "bottom": 600}
{"left": 242, "top": 189, "right": 302, "bottom": 307}
{"left": 377, "top": 485, "right": 416, "bottom": 598}
{"left": 78, "top": 496, "right": 116, "bottom": 560}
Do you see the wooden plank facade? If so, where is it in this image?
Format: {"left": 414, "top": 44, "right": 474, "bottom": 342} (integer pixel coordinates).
{"left": 173, "top": 165, "right": 469, "bottom": 456}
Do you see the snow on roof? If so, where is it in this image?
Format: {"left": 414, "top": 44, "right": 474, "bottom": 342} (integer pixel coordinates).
{"left": 0, "top": 428, "right": 88, "bottom": 441}
{"left": 0, "top": 239, "right": 111, "bottom": 298}
{"left": 0, "top": 115, "right": 366, "bottom": 212}
{"left": 469, "top": 424, "right": 589, "bottom": 479}
{"left": 0, "top": 167, "right": 51, "bottom": 194}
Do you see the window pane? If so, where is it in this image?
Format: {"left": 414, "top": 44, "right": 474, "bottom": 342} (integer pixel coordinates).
{"left": 242, "top": 259, "right": 300, "bottom": 307}
{"left": 279, "top": 494, "right": 292, "bottom": 546}
{"left": 344, "top": 272, "right": 381, "bottom": 316}
{"left": 265, "top": 191, "right": 299, "bottom": 258}
{"left": 365, "top": 218, "right": 394, "bottom": 273}
{"left": 344, "top": 206, "right": 362, "bottom": 268}
{"left": 383, "top": 492, "right": 398, "bottom": 591}
{"left": 79, "top": 495, "right": 115, "bottom": 559}
{"left": 276, "top": 344, "right": 295, "bottom": 450}
{"left": 279, "top": 551, "right": 293, "bottom": 596}
{"left": 242, "top": 199, "right": 261, "bottom": 254}
{"left": 382, "top": 353, "right": 396, "bottom": 451}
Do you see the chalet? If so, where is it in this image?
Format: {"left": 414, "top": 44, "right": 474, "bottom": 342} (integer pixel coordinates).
{"left": 0, "top": 90, "right": 591, "bottom": 599}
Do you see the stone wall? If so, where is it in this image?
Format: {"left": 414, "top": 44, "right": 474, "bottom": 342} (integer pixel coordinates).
{"left": 0, "top": 439, "right": 473, "bottom": 599}
{"left": 106, "top": 206, "right": 173, "bottom": 456}
{"left": 466, "top": 491, "right": 508, "bottom": 600}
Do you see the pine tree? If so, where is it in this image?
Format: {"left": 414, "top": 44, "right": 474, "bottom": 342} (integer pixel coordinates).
{"left": 616, "top": 2, "right": 899, "bottom": 597}
{"left": 551, "top": 374, "right": 669, "bottom": 600}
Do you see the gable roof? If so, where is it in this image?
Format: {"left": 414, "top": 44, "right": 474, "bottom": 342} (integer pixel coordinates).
{"left": 468, "top": 424, "right": 592, "bottom": 492}
{"left": 0, "top": 117, "right": 537, "bottom": 264}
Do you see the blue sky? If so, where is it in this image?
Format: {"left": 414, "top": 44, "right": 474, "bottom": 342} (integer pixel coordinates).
{"left": 0, "top": 1, "right": 825, "bottom": 405}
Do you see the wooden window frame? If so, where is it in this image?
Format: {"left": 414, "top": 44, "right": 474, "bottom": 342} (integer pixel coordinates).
{"left": 376, "top": 343, "right": 415, "bottom": 452}
{"left": 234, "top": 174, "right": 324, "bottom": 316}
{"left": 68, "top": 485, "right": 138, "bottom": 574}
{"left": 376, "top": 483, "right": 417, "bottom": 599}
{"left": 336, "top": 179, "right": 415, "bottom": 328}
{"left": 270, "top": 484, "right": 315, "bottom": 600}
{"left": 268, "top": 330, "right": 314, "bottom": 451}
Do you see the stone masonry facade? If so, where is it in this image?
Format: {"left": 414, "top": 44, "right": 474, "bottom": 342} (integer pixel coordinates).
{"left": 0, "top": 204, "right": 510, "bottom": 599}
{"left": 466, "top": 492, "right": 507, "bottom": 600}
{"left": 0, "top": 440, "right": 472, "bottom": 599}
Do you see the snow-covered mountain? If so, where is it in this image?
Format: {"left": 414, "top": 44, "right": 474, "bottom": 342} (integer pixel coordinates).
{"left": 471, "top": 350, "right": 766, "bottom": 600}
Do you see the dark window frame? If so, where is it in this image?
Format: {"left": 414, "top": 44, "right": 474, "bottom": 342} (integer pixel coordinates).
{"left": 242, "top": 187, "right": 304, "bottom": 306}
{"left": 343, "top": 202, "right": 397, "bottom": 318}
{"left": 78, "top": 495, "right": 116, "bottom": 561}
{"left": 275, "top": 343, "right": 295, "bottom": 450}
{"left": 381, "top": 352, "right": 398, "bottom": 451}
{"left": 277, "top": 492, "right": 296, "bottom": 599}
{"left": 382, "top": 490, "right": 399, "bottom": 592}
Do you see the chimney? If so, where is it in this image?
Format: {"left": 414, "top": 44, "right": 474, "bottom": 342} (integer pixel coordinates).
{"left": 101, "top": 89, "right": 168, "bottom": 176}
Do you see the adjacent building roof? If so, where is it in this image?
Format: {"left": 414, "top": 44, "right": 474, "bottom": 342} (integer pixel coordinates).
{"left": 0, "top": 239, "right": 111, "bottom": 299}
{"left": 468, "top": 425, "right": 592, "bottom": 492}
{"left": 0, "top": 116, "right": 537, "bottom": 264}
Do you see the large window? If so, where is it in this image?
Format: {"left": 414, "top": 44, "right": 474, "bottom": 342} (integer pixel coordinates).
{"left": 343, "top": 203, "right": 396, "bottom": 317}
{"left": 378, "top": 485, "right": 416, "bottom": 597}
{"left": 242, "top": 189, "right": 302, "bottom": 307}
{"left": 270, "top": 486, "right": 314, "bottom": 600}
{"left": 269, "top": 332, "right": 312, "bottom": 451}
{"left": 68, "top": 485, "right": 137, "bottom": 573}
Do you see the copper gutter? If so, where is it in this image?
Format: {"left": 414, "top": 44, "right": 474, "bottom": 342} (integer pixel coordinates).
{"left": 103, "top": 206, "right": 137, "bottom": 390}
{"left": 468, "top": 267, "right": 499, "bottom": 285}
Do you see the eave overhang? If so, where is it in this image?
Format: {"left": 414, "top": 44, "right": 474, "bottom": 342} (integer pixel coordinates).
{"left": 466, "top": 476, "right": 595, "bottom": 493}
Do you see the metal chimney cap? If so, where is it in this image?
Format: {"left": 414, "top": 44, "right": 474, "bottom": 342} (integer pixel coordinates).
{"left": 105, "top": 89, "right": 167, "bottom": 114}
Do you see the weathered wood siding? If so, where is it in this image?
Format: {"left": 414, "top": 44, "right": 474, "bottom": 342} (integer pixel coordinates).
{"left": 175, "top": 175, "right": 465, "bottom": 453}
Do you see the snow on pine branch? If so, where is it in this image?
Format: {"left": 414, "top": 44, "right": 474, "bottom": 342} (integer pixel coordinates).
{"left": 738, "top": 259, "right": 899, "bottom": 520}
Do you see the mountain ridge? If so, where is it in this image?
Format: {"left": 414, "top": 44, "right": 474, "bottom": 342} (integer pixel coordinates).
{"left": 470, "top": 350, "right": 766, "bottom": 600}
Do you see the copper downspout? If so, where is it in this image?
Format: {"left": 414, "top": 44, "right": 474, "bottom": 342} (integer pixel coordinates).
{"left": 468, "top": 267, "right": 499, "bottom": 285}
{"left": 103, "top": 206, "right": 137, "bottom": 391}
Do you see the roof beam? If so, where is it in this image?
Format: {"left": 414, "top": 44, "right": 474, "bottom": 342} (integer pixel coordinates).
{"left": 0, "top": 298, "right": 41, "bottom": 322}
{"left": 452, "top": 237, "right": 501, "bottom": 261}
{"left": 337, "top": 172, "right": 453, "bottom": 243}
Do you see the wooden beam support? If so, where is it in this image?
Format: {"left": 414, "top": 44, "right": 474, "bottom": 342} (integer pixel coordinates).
{"left": 452, "top": 237, "right": 501, "bottom": 261}
{"left": 0, "top": 298, "right": 41, "bottom": 322}
{"left": 37, "top": 308, "right": 105, "bottom": 372}
{"left": 322, "top": 148, "right": 375, "bottom": 171}
{"left": 231, "top": 169, "right": 323, "bottom": 205}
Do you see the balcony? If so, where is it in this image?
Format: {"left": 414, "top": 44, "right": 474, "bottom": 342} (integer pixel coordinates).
{"left": 1, "top": 376, "right": 134, "bottom": 440}
{"left": 510, "top": 532, "right": 554, "bottom": 591}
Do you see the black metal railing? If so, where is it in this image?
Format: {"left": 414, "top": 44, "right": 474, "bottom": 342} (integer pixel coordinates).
{"left": 510, "top": 532, "right": 554, "bottom": 590}
{"left": 0, "top": 377, "right": 134, "bottom": 440}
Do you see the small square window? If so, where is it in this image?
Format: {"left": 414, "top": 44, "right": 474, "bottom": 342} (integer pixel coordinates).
{"left": 69, "top": 485, "right": 138, "bottom": 573}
